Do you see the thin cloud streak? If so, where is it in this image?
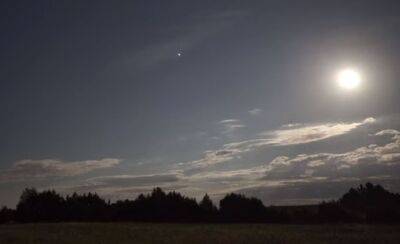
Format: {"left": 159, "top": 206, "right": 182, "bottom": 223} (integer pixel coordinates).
{"left": 218, "top": 118, "right": 246, "bottom": 135}
{"left": 88, "top": 173, "right": 182, "bottom": 187}
{"left": 259, "top": 117, "right": 376, "bottom": 146}
{"left": 218, "top": 119, "right": 241, "bottom": 124}
{"left": 0, "top": 158, "right": 122, "bottom": 182}
{"left": 248, "top": 108, "right": 263, "bottom": 116}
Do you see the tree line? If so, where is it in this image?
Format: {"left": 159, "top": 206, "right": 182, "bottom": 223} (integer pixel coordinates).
{"left": 1, "top": 182, "right": 400, "bottom": 223}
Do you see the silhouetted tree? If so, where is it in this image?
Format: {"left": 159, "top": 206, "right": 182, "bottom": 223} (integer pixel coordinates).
{"left": 16, "top": 188, "right": 65, "bottom": 222}
{"left": 111, "top": 188, "right": 202, "bottom": 222}
{"left": 199, "top": 194, "right": 218, "bottom": 221}
{"left": 0, "top": 206, "right": 15, "bottom": 223}
{"left": 220, "top": 193, "right": 268, "bottom": 222}
{"left": 2, "top": 182, "right": 399, "bottom": 224}
{"left": 199, "top": 194, "right": 217, "bottom": 213}
{"left": 65, "top": 192, "right": 108, "bottom": 221}
{"left": 338, "top": 182, "right": 400, "bottom": 222}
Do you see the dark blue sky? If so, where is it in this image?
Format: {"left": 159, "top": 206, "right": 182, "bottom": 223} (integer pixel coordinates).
{"left": 1, "top": 0, "right": 400, "bottom": 207}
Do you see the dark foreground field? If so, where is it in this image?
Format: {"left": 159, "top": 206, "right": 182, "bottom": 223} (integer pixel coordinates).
{"left": 1, "top": 223, "right": 400, "bottom": 244}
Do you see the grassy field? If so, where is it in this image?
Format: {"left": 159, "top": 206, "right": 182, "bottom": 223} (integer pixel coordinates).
{"left": 0, "top": 223, "right": 400, "bottom": 244}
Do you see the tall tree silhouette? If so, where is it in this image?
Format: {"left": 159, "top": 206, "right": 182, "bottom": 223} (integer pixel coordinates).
{"left": 199, "top": 194, "right": 218, "bottom": 221}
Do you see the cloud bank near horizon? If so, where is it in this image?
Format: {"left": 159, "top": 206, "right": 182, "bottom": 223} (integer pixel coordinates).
{"left": 3, "top": 116, "right": 400, "bottom": 206}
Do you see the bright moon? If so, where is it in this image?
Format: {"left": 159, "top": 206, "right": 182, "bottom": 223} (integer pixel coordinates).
{"left": 337, "top": 69, "right": 361, "bottom": 89}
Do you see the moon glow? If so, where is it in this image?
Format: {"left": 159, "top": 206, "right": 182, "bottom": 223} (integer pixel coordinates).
{"left": 337, "top": 69, "right": 361, "bottom": 90}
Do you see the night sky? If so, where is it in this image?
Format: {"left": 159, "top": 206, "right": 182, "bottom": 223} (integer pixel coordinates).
{"left": 2, "top": 0, "right": 400, "bottom": 207}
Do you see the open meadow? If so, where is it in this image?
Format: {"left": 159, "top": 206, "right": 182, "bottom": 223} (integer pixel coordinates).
{"left": 1, "top": 223, "right": 400, "bottom": 244}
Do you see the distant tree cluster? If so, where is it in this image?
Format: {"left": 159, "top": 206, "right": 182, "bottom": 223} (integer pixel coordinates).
{"left": 1, "top": 182, "right": 400, "bottom": 224}
{"left": 318, "top": 182, "right": 400, "bottom": 223}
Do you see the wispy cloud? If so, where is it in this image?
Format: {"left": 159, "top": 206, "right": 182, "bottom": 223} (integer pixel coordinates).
{"left": 0, "top": 158, "right": 121, "bottom": 182}
{"left": 375, "top": 129, "right": 400, "bottom": 137}
{"left": 260, "top": 117, "right": 375, "bottom": 146}
{"left": 175, "top": 127, "right": 400, "bottom": 202}
{"left": 263, "top": 129, "right": 400, "bottom": 180}
{"left": 281, "top": 123, "right": 302, "bottom": 128}
{"left": 182, "top": 150, "right": 237, "bottom": 169}
{"left": 182, "top": 117, "right": 376, "bottom": 169}
{"left": 88, "top": 173, "right": 181, "bottom": 187}
{"left": 218, "top": 118, "right": 246, "bottom": 135}
{"left": 248, "top": 108, "right": 263, "bottom": 116}
{"left": 186, "top": 165, "right": 267, "bottom": 183}
{"left": 218, "top": 119, "right": 241, "bottom": 124}
{"left": 46, "top": 127, "right": 400, "bottom": 205}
